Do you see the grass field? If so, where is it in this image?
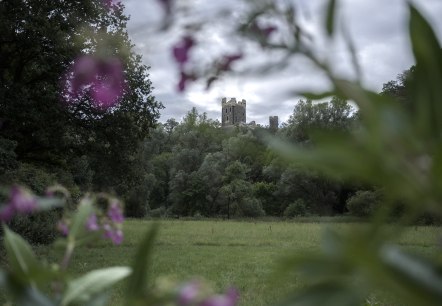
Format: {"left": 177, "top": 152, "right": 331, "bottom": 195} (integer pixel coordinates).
{"left": 31, "top": 219, "right": 440, "bottom": 305}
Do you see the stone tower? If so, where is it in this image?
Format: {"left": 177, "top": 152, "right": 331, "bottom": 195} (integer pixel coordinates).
{"left": 221, "top": 97, "right": 246, "bottom": 126}
{"left": 269, "top": 116, "right": 279, "bottom": 133}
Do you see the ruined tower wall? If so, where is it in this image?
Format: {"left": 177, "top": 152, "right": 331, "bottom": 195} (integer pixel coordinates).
{"left": 221, "top": 98, "right": 246, "bottom": 126}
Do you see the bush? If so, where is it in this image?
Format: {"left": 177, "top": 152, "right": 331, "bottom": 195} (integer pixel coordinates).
{"left": 284, "top": 199, "right": 307, "bottom": 218}
{"left": 149, "top": 206, "right": 166, "bottom": 218}
{"left": 346, "top": 190, "right": 381, "bottom": 217}
{"left": 8, "top": 209, "right": 62, "bottom": 244}
{"left": 0, "top": 163, "right": 56, "bottom": 193}
{"left": 234, "top": 198, "right": 265, "bottom": 218}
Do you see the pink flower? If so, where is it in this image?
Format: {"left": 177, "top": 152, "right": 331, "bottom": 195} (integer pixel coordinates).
{"left": 200, "top": 288, "right": 239, "bottom": 306}
{"left": 9, "top": 186, "right": 37, "bottom": 214}
{"left": 178, "top": 71, "right": 196, "bottom": 92}
{"left": 62, "top": 55, "right": 126, "bottom": 109}
{"left": 178, "top": 281, "right": 201, "bottom": 305}
{"left": 86, "top": 213, "right": 100, "bottom": 231}
{"left": 218, "top": 53, "right": 243, "bottom": 72}
{"left": 0, "top": 204, "right": 15, "bottom": 223}
{"left": 107, "top": 201, "right": 124, "bottom": 224}
{"left": 103, "top": 224, "right": 124, "bottom": 245}
{"left": 249, "top": 22, "right": 277, "bottom": 41}
{"left": 57, "top": 220, "right": 69, "bottom": 236}
{"left": 173, "top": 36, "right": 195, "bottom": 67}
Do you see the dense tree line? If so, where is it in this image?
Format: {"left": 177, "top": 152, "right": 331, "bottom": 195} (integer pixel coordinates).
{"left": 138, "top": 97, "right": 359, "bottom": 219}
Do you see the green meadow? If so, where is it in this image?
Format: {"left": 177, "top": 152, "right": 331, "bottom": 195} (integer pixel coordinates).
{"left": 33, "top": 220, "right": 440, "bottom": 305}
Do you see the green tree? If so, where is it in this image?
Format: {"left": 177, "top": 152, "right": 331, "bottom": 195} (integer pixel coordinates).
{"left": 0, "top": 0, "right": 162, "bottom": 205}
{"left": 284, "top": 97, "right": 354, "bottom": 144}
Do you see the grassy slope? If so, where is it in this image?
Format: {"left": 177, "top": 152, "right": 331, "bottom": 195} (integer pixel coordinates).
{"left": 34, "top": 220, "right": 440, "bottom": 305}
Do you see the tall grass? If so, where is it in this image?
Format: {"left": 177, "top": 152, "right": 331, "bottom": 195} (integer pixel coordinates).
{"left": 31, "top": 219, "right": 440, "bottom": 305}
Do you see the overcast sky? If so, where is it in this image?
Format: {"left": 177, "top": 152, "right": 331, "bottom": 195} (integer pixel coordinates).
{"left": 121, "top": 0, "right": 442, "bottom": 125}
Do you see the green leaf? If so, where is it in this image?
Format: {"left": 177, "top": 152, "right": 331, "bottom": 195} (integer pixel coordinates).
{"left": 36, "top": 197, "right": 64, "bottom": 211}
{"left": 68, "top": 196, "right": 94, "bottom": 241}
{"left": 3, "top": 226, "right": 40, "bottom": 283}
{"left": 299, "top": 91, "right": 335, "bottom": 100}
{"left": 17, "top": 287, "right": 55, "bottom": 306}
{"left": 379, "top": 245, "right": 442, "bottom": 306}
{"left": 0, "top": 269, "right": 6, "bottom": 287}
{"left": 408, "top": 4, "right": 442, "bottom": 139}
{"left": 126, "top": 224, "right": 158, "bottom": 300}
{"left": 61, "top": 266, "right": 131, "bottom": 306}
{"left": 325, "top": 0, "right": 337, "bottom": 36}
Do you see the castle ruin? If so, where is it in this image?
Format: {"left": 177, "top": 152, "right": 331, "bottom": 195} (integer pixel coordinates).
{"left": 221, "top": 97, "right": 279, "bottom": 130}
{"left": 221, "top": 97, "right": 246, "bottom": 127}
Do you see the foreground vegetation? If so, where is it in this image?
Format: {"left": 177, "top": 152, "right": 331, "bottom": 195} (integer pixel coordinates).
{"left": 27, "top": 219, "right": 440, "bottom": 306}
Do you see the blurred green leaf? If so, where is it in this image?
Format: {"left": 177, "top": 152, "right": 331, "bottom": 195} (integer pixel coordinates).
{"left": 61, "top": 266, "right": 131, "bottom": 306}
{"left": 36, "top": 197, "right": 64, "bottom": 211}
{"left": 299, "top": 91, "right": 335, "bottom": 100}
{"left": 325, "top": 0, "right": 337, "bottom": 36}
{"left": 126, "top": 224, "right": 158, "bottom": 300}
{"left": 17, "top": 287, "right": 55, "bottom": 306}
{"left": 68, "top": 196, "right": 93, "bottom": 241}
{"left": 408, "top": 4, "right": 442, "bottom": 140}
{"left": 3, "top": 226, "right": 40, "bottom": 284}
{"left": 379, "top": 245, "right": 442, "bottom": 306}
{"left": 0, "top": 269, "right": 5, "bottom": 287}
{"left": 82, "top": 292, "right": 110, "bottom": 306}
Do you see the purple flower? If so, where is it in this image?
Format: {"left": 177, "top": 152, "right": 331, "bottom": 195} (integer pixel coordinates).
{"left": 178, "top": 71, "right": 196, "bottom": 92}
{"left": 62, "top": 55, "right": 125, "bottom": 109}
{"left": 8, "top": 186, "right": 37, "bottom": 214}
{"left": 172, "top": 36, "right": 195, "bottom": 67}
{"left": 0, "top": 204, "right": 15, "bottom": 223}
{"left": 178, "top": 281, "right": 201, "bottom": 305}
{"left": 218, "top": 53, "right": 243, "bottom": 72}
{"left": 200, "top": 288, "right": 239, "bottom": 306}
{"left": 86, "top": 213, "right": 100, "bottom": 231}
{"left": 103, "top": 224, "right": 124, "bottom": 245}
{"left": 57, "top": 220, "right": 69, "bottom": 236}
{"left": 107, "top": 201, "right": 124, "bottom": 224}
{"left": 249, "top": 22, "right": 277, "bottom": 41}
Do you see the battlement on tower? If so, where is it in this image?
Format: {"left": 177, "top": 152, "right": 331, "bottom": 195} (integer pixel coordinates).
{"left": 222, "top": 97, "right": 246, "bottom": 106}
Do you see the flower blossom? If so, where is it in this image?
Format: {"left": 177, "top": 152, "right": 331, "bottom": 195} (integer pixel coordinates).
{"left": 107, "top": 201, "right": 124, "bottom": 223}
{"left": 172, "top": 36, "right": 195, "bottom": 67}
{"left": 86, "top": 213, "right": 100, "bottom": 231}
{"left": 103, "top": 223, "right": 124, "bottom": 245}
{"left": 0, "top": 186, "right": 38, "bottom": 222}
{"left": 249, "top": 22, "right": 277, "bottom": 42}
{"left": 218, "top": 53, "right": 243, "bottom": 72}
{"left": 200, "top": 288, "right": 239, "bottom": 306}
{"left": 178, "top": 281, "right": 201, "bottom": 305}
{"left": 57, "top": 220, "right": 69, "bottom": 236}
{"left": 62, "top": 55, "right": 126, "bottom": 109}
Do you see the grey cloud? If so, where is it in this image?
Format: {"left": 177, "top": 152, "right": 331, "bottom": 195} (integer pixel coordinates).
{"left": 122, "top": 0, "right": 442, "bottom": 125}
